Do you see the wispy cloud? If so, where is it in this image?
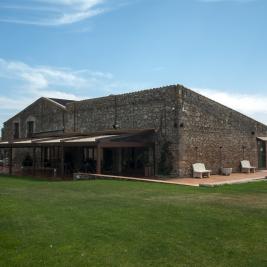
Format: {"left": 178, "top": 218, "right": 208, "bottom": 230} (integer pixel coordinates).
{"left": 2, "top": 58, "right": 266, "bottom": 128}
{"left": 0, "top": 58, "right": 112, "bottom": 96}
{"left": 0, "top": 58, "right": 128, "bottom": 126}
{"left": 0, "top": 57, "right": 152, "bottom": 129}
{"left": 0, "top": 0, "right": 112, "bottom": 26}
{"left": 194, "top": 88, "right": 267, "bottom": 124}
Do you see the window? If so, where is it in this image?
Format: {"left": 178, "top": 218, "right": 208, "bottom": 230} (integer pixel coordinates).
{"left": 13, "top": 122, "right": 20, "bottom": 139}
{"left": 27, "top": 121, "right": 35, "bottom": 138}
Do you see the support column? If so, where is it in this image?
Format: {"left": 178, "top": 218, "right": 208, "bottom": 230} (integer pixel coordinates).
{"left": 60, "top": 145, "right": 65, "bottom": 178}
{"left": 33, "top": 147, "right": 36, "bottom": 176}
{"left": 96, "top": 145, "right": 101, "bottom": 174}
{"left": 8, "top": 147, "right": 13, "bottom": 176}
{"left": 117, "top": 148, "right": 122, "bottom": 174}
{"left": 149, "top": 146, "right": 154, "bottom": 177}
{"left": 153, "top": 143, "right": 157, "bottom": 176}
{"left": 40, "top": 147, "right": 43, "bottom": 168}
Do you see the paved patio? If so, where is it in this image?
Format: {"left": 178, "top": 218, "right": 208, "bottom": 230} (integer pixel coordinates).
{"left": 167, "top": 170, "right": 267, "bottom": 187}
{"left": 2, "top": 167, "right": 267, "bottom": 187}
{"left": 86, "top": 170, "right": 267, "bottom": 187}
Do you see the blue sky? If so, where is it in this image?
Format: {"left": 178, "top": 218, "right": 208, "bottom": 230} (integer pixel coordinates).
{"left": 0, "top": 0, "right": 267, "bottom": 128}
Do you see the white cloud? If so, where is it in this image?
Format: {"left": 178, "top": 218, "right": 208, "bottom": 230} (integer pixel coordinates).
{"left": 0, "top": 97, "right": 30, "bottom": 110}
{"left": 0, "top": 59, "right": 84, "bottom": 97}
{"left": 0, "top": 58, "right": 113, "bottom": 93}
{"left": 194, "top": 88, "right": 267, "bottom": 124}
{"left": 0, "top": 58, "right": 125, "bottom": 127}
{"left": 0, "top": 0, "right": 109, "bottom": 26}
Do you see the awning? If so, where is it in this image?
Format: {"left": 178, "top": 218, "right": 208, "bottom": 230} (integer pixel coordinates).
{"left": 257, "top": 137, "right": 267, "bottom": 141}
{"left": 63, "top": 135, "right": 117, "bottom": 144}
{"left": 0, "top": 132, "right": 153, "bottom": 148}
{"left": 0, "top": 141, "right": 8, "bottom": 145}
{"left": 0, "top": 135, "right": 119, "bottom": 147}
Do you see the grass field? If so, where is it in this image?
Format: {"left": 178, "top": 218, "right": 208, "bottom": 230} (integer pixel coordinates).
{"left": 0, "top": 176, "right": 267, "bottom": 267}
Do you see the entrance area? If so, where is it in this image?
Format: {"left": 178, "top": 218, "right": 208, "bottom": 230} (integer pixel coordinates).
{"left": 257, "top": 139, "right": 266, "bottom": 169}
{"left": 63, "top": 146, "right": 97, "bottom": 176}
{"left": 102, "top": 147, "right": 152, "bottom": 177}
{"left": 63, "top": 146, "right": 154, "bottom": 177}
{"left": 0, "top": 130, "right": 155, "bottom": 179}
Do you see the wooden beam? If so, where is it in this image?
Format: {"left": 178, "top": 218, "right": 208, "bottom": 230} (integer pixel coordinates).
{"left": 99, "top": 142, "right": 152, "bottom": 148}
{"left": 40, "top": 147, "right": 43, "bottom": 168}
{"left": 96, "top": 145, "right": 101, "bottom": 174}
{"left": 153, "top": 144, "right": 156, "bottom": 176}
{"left": 117, "top": 148, "right": 122, "bottom": 174}
{"left": 8, "top": 147, "right": 12, "bottom": 176}
{"left": 33, "top": 147, "right": 36, "bottom": 176}
{"left": 60, "top": 145, "right": 65, "bottom": 178}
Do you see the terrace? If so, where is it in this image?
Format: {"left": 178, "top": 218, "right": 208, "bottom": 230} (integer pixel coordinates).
{"left": 79, "top": 170, "right": 267, "bottom": 187}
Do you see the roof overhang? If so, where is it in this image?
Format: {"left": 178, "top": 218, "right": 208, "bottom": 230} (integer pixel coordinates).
{"left": 257, "top": 137, "right": 267, "bottom": 141}
{"left": 0, "top": 130, "right": 155, "bottom": 148}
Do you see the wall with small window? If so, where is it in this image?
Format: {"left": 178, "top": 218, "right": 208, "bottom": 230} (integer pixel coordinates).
{"left": 26, "top": 116, "right": 36, "bottom": 138}
{"left": 2, "top": 98, "right": 66, "bottom": 141}
{"left": 13, "top": 120, "right": 20, "bottom": 139}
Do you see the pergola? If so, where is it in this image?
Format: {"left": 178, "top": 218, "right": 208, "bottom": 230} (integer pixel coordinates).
{"left": 0, "top": 130, "right": 155, "bottom": 178}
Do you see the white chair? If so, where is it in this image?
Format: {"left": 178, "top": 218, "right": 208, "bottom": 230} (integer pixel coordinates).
{"left": 193, "top": 163, "right": 211, "bottom": 178}
{"left": 241, "top": 160, "right": 256, "bottom": 173}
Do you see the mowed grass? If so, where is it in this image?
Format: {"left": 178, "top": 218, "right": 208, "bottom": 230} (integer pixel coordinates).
{"left": 0, "top": 177, "right": 267, "bottom": 267}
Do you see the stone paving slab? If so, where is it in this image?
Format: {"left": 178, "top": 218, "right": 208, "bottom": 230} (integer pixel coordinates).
{"left": 83, "top": 171, "right": 267, "bottom": 187}
{"left": 168, "top": 170, "right": 267, "bottom": 187}
{"left": 200, "top": 177, "right": 267, "bottom": 187}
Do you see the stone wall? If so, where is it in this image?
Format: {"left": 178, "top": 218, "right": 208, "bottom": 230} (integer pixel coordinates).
{"left": 178, "top": 89, "right": 267, "bottom": 176}
{"left": 2, "top": 98, "right": 66, "bottom": 141}
{"left": 2, "top": 85, "right": 267, "bottom": 178}
{"left": 1, "top": 98, "right": 66, "bottom": 169}
{"left": 65, "top": 85, "right": 184, "bottom": 175}
{"left": 65, "top": 86, "right": 181, "bottom": 134}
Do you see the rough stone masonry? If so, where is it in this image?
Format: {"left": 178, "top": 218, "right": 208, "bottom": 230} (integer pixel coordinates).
{"left": 2, "top": 84, "right": 267, "bottom": 177}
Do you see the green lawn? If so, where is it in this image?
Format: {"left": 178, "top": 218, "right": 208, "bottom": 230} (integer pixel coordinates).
{"left": 0, "top": 176, "right": 267, "bottom": 267}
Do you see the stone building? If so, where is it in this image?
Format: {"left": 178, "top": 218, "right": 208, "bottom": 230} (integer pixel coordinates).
{"left": 1, "top": 84, "right": 267, "bottom": 178}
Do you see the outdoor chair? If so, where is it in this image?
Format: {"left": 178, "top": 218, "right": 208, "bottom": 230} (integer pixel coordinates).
{"left": 192, "top": 163, "right": 211, "bottom": 178}
{"left": 241, "top": 160, "right": 256, "bottom": 173}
